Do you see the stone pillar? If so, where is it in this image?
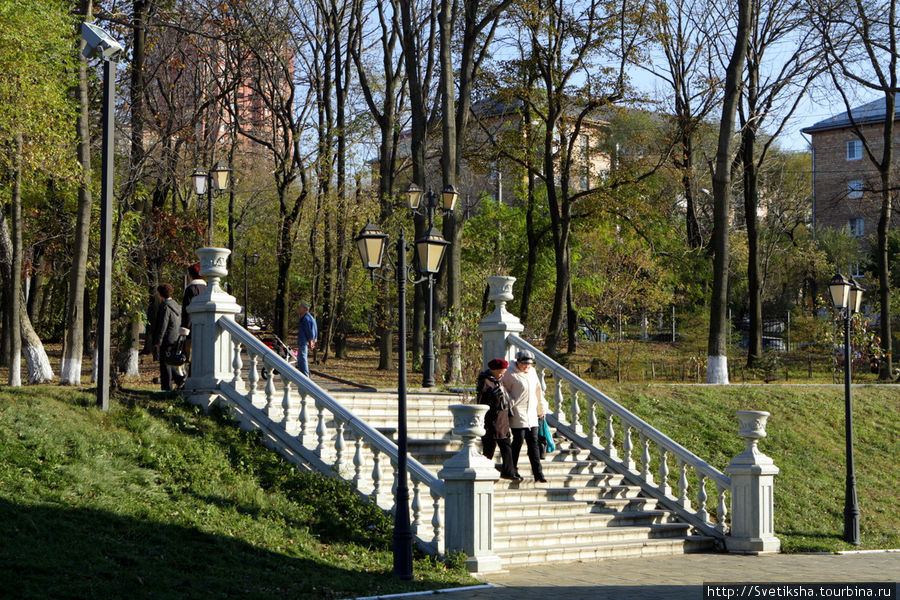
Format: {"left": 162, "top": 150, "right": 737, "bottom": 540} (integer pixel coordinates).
{"left": 478, "top": 276, "right": 524, "bottom": 370}
{"left": 725, "top": 410, "right": 780, "bottom": 554}
{"left": 439, "top": 404, "right": 502, "bottom": 573}
{"left": 183, "top": 247, "right": 242, "bottom": 411}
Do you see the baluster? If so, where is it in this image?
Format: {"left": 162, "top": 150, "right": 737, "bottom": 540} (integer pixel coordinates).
{"left": 697, "top": 473, "right": 709, "bottom": 522}
{"left": 315, "top": 399, "right": 327, "bottom": 457}
{"left": 371, "top": 449, "right": 383, "bottom": 506}
{"left": 553, "top": 376, "right": 564, "bottom": 421}
{"left": 391, "top": 460, "right": 399, "bottom": 515}
{"left": 658, "top": 447, "right": 671, "bottom": 496}
{"left": 640, "top": 433, "right": 654, "bottom": 485}
{"left": 298, "top": 391, "right": 308, "bottom": 445}
{"left": 622, "top": 425, "right": 635, "bottom": 471}
{"left": 431, "top": 488, "right": 443, "bottom": 553}
{"left": 265, "top": 368, "right": 280, "bottom": 421}
{"left": 716, "top": 484, "right": 728, "bottom": 533}
{"left": 353, "top": 432, "right": 364, "bottom": 489}
{"left": 281, "top": 374, "right": 299, "bottom": 435}
{"left": 588, "top": 399, "right": 599, "bottom": 446}
{"left": 570, "top": 389, "right": 582, "bottom": 435}
{"left": 677, "top": 459, "right": 691, "bottom": 509}
{"left": 248, "top": 354, "right": 264, "bottom": 409}
{"left": 411, "top": 480, "right": 422, "bottom": 536}
{"left": 334, "top": 418, "right": 346, "bottom": 475}
{"left": 605, "top": 409, "right": 618, "bottom": 459}
{"left": 232, "top": 341, "right": 244, "bottom": 391}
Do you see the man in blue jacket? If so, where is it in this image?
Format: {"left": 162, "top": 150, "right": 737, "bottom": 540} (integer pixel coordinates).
{"left": 296, "top": 302, "right": 318, "bottom": 377}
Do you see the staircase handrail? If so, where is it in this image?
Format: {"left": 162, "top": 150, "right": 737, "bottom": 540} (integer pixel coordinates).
{"left": 508, "top": 335, "right": 730, "bottom": 537}
{"left": 219, "top": 317, "right": 445, "bottom": 495}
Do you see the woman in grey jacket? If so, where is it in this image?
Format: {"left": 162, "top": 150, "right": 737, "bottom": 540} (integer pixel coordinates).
{"left": 153, "top": 283, "right": 183, "bottom": 391}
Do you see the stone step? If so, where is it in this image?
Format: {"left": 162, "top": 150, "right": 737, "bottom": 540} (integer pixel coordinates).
{"left": 494, "top": 496, "right": 662, "bottom": 519}
{"left": 493, "top": 472, "right": 626, "bottom": 489}
{"left": 496, "top": 536, "right": 715, "bottom": 566}
{"left": 494, "top": 510, "right": 670, "bottom": 534}
{"left": 494, "top": 522, "right": 692, "bottom": 550}
{"left": 493, "top": 484, "right": 644, "bottom": 503}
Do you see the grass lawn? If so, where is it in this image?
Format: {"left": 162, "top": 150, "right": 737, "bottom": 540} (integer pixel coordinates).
{"left": 0, "top": 386, "right": 474, "bottom": 599}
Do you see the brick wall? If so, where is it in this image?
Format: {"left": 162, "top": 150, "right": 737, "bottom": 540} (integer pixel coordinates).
{"left": 811, "top": 124, "right": 900, "bottom": 241}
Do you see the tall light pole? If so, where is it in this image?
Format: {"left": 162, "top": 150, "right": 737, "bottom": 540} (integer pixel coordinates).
{"left": 829, "top": 273, "right": 864, "bottom": 546}
{"left": 244, "top": 252, "right": 259, "bottom": 326}
{"left": 192, "top": 163, "right": 231, "bottom": 246}
{"left": 405, "top": 183, "right": 458, "bottom": 387}
{"left": 355, "top": 221, "right": 450, "bottom": 579}
{"left": 81, "top": 22, "right": 123, "bottom": 411}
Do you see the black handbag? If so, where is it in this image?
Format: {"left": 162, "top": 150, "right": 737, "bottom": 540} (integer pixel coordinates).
{"left": 164, "top": 336, "right": 187, "bottom": 367}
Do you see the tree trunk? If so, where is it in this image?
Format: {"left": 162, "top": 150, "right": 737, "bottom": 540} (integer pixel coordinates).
{"left": 743, "top": 123, "right": 762, "bottom": 368}
{"left": 8, "top": 133, "right": 23, "bottom": 386}
{"left": 60, "top": 0, "right": 94, "bottom": 385}
{"left": 706, "top": 0, "right": 751, "bottom": 384}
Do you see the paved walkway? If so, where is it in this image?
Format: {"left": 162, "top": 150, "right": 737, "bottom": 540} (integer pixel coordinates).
{"left": 432, "top": 552, "right": 900, "bottom": 600}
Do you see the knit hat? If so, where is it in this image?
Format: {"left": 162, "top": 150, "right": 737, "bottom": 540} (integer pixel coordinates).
{"left": 487, "top": 358, "right": 508, "bottom": 370}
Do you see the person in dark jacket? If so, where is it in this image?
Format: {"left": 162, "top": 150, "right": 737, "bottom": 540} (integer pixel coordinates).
{"left": 477, "top": 358, "right": 518, "bottom": 480}
{"left": 296, "top": 302, "right": 318, "bottom": 377}
{"left": 153, "top": 283, "right": 183, "bottom": 391}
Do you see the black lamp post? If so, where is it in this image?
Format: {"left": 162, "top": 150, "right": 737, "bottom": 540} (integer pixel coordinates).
{"left": 405, "top": 183, "right": 458, "bottom": 387}
{"left": 192, "top": 162, "right": 231, "bottom": 246}
{"left": 81, "top": 22, "right": 123, "bottom": 411}
{"left": 829, "top": 273, "right": 864, "bottom": 546}
{"left": 244, "top": 252, "right": 259, "bottom": 326}
{"left": 355, "top": 221, "right": 450, "bottom": 579}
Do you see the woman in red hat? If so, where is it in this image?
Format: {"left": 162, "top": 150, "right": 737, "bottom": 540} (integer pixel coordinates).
{"left": 476, "top": 358, "right": 518, "bottom": 480}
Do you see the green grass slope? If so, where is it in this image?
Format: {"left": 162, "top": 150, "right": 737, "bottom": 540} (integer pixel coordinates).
{"left": 0, "top": 387, "right": 473, "bottom": 599}
{"left": 602, "top": 383, "right": 899, "bottom": 552}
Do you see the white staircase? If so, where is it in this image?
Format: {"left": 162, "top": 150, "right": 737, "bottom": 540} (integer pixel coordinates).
{"left": 332, "top": 390, "right": 715, "bottom": 566}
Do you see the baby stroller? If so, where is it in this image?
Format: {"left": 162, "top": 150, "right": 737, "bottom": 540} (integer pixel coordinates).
{"left": 258, "top": 333, "right": 298, "bottom": 379}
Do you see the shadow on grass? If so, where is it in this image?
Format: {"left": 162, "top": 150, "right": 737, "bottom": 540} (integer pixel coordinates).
{"left": 0, "top": 498, "right": 446, "bottom": 600}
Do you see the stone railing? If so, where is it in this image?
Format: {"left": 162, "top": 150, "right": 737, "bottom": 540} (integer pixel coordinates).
{"left": 481, "top": 275, "right": 780, "bottom": 553}
{"left": 182, "top": 248, "right": 446, "bottom": 555}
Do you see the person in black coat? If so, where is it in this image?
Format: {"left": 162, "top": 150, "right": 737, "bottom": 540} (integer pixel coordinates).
{"left": 477, "top": 358, "right": 518, "bottom": 481}
{"left": 153, "top": 283, "right": 183, "bottom": 391}
{"left": 181, "top": 263, "right": 206, "bottom": 374}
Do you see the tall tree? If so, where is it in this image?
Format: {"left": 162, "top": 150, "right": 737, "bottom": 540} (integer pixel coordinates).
{"left": 737, "top": 0, "right": 819, "bottom": 367}
{"left": 811, "top": 0, "right": 898, "bottom": 380}
{"left": 60, "top": 0, "right": 95, "bottom": 385}
{"left": 706, "top": 0, "right": 751, "bottom": 384}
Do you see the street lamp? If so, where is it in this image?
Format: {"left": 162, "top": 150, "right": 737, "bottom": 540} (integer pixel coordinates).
{"left": 192, "top": 162, "right": 231, "bottom": 246}
{"left": 829, "top": 273, "right": 864, "bottom": 546}
{"left": 243, "top": 252, "right": 259, "bottom": 327}
{"left": 81, "top": 22, "right": 123, "bottom": 411}
{"left": 354, "top": 222, "right": 450, "bottom": 579}
{"left": 405, "top": 183, "right": 458, "bottom": 387}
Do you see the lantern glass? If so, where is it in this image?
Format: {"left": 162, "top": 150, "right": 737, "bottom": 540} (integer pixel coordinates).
{"left": 406, "top": 183, "right": 423, "bottom": 210}
{"left": 192, "top": 170, "right": 208, "bottom": 196}
{"left": 441, "top": 184, "right": 459, "bottom": 212}
{"left": 849, "top": 280, "right": 865, "bottom": 314}
{"left": 212, "top": 162, "right": 230, "bottom": 191}
{"left": 355, "top": 223, "right": 387, "bottom": 270}
{"left": 829, "top": 273, "right": 851, "bottom": 310}
{"left": 415, "top": 227, "right": 450, "bottom": 275}
{"left": 250, "top": 253, "right": 260, "bottom": 266}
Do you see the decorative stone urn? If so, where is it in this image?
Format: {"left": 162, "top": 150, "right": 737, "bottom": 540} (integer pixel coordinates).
{"left": 732, "top": 410, "right": 774, "bottom": 465}
{"left": 196, "top": 247, "right": 232, "bottom": 295}
{"left": 438, "top": 403, "right": 502, "bottom": 573}
{"left": 725, "top": 410, "right": 780, "bottom": 554}
{"left": 479, "top": 276, "right": 524, "bottom": 370}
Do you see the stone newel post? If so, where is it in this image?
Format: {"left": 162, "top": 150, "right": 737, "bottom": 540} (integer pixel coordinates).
{"left": 183, "top": 247, "right": 242, "bottom": 411}
{"left": 438, "top": 404, "right": 502, "bottom": 573}
{"left": 725, "top": 410, "right": 780, "bottom": 554}
{"left": 479, "top": 276, "right": 524, "bottom": 369}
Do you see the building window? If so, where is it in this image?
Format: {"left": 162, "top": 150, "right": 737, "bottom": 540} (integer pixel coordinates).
{"left": 848, "top": 179, "right": 863, "bottom": 199}
{"left": 851, "top": 263, "right": 864, "bottom": 278}
{"left": 846, "top": 139, "right": 862, "bottom": 161}
{"left": 848, "top": 217, "right": 864, "bottom": 237}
